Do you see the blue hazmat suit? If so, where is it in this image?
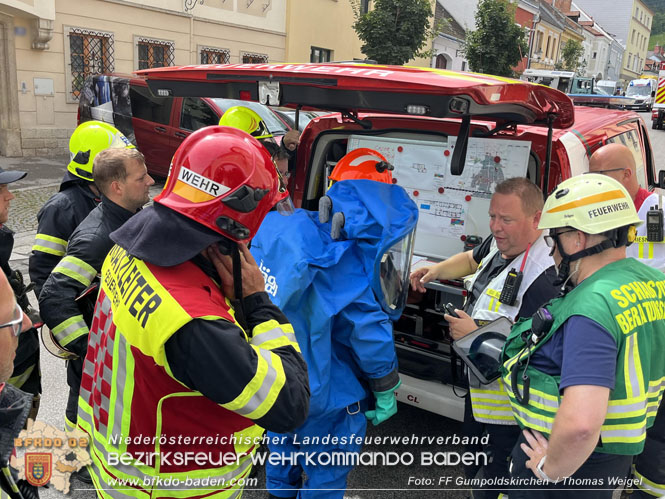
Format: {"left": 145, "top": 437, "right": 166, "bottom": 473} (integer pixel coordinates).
{"left": 250, "top": 180, "right": 418, "bottom": 498}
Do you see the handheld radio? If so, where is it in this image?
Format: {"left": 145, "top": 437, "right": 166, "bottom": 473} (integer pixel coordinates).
{"left": 647, "top": 205, "right": 664, "bottom": 242}
{"left": 499, "top": 269, "right": 523, "bottom": 306}
{"left": 499, "top": 242, "right": 531, "bottom": 306}
{"left": 445, "top": 302, "right": 460, "bottom": 319}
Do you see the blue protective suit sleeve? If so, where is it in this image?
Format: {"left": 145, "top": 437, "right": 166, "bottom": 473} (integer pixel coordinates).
{"left": 342, "top": 298, "right": 399, "bottom": 393}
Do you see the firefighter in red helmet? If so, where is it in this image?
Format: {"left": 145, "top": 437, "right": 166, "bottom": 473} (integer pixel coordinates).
{"left": 76, "top": 126, "right": 310, "bottom": 498}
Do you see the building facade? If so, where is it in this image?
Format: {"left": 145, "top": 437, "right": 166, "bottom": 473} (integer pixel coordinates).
{"left": 284, "top": 0, "right": 434, "bottom": 67}
{"left": 431, "top": 0, "right": 467, "bottom": 71}
{"left": 0, "top": 0, "right": 287, "bottom": 157}
{"left": 284, "top": 0, "right": 362, "bottom": 63}
{"left": 515, "top": 0, "right": 539, "bottom": 73}
{"left": 575, "top": 0, "right": 652, "bottom": 82}
{"left": 530, "top": 1, "right": 565, "bottom": 69}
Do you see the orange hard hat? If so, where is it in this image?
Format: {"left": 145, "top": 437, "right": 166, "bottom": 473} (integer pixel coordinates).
{"left": 329, "top": 148, "right": 394, "bottom": 184}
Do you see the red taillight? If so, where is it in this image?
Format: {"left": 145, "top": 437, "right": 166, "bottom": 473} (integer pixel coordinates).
{"left": 239, "top": 91, "right": 252, "bottom": 100}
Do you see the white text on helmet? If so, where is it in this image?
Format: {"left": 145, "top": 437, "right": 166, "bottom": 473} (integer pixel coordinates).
{"left": 178, "top": 167, "right": 230, "bottom": 197}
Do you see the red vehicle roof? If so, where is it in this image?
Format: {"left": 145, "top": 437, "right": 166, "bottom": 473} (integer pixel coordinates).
{"left": 137, "top": 63, "right": 575, "bottom": 129}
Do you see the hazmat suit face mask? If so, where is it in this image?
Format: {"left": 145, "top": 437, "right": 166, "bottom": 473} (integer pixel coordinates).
{"left": 378, "top": 228, "right": 416, "bottom": 315}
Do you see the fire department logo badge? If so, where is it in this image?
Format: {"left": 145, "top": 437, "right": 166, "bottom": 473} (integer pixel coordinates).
{"left": 25, "top": 453, "right": 52, "bottom": 487}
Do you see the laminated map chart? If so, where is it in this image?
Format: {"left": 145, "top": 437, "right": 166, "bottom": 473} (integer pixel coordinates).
{"left": 347, "top": 135, "right": 532, "bottom": 259}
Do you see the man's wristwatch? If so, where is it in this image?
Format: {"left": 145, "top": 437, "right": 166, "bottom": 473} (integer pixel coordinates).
{"left": 535, "top": 456, "right": 560, "bottom": 483}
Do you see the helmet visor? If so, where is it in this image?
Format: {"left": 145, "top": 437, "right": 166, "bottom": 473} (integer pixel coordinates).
{"left": 110, "top": 132, "right": 135, "bottom": 149}
{"left": 252, "top": 119, "right": 273, "bottom": 140}
{"left": 379, "top": 229, "right": 416, "bottom": 313}
{"left": 40, "top": 325, "right": 79, "bottom": 360}
{"left": 275, "top": 195, "right": 295, "bottom": 216}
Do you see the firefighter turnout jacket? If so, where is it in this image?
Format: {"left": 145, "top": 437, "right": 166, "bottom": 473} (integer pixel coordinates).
{"left": 39, "top": 196, "right": 136, "bottom": 430}
{"left": 29, "top": 175, "right": 99, "bottom": 297}
{"left": 77, "top": 244, "right": 310, "bottom": 498}
{"left": 39, "top": 196, "right": 134, "bottom": 354}
{"left": 502, "top": 258, "right": 665, "bottom": 455}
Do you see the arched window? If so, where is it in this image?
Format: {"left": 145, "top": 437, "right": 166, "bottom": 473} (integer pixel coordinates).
{"left": 436, "top": 54, "right": 448, "bottom": 69}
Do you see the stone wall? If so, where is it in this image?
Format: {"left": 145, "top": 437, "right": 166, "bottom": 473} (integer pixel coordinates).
{"left": 20, "top": 127, "right": 71, "bottom": 156}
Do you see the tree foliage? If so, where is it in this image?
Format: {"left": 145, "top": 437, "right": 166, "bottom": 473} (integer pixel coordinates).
{"left": 556, "top": 39, "right": 584, "bottom": 72}
{"left": 351, "top": 0, "right": 435, "bottom": 65}
{"left": 652, "top": 12, "right": 665, "bottom": 36}
{"left": 463, "top": 0, "right": 528, "bottom": 77}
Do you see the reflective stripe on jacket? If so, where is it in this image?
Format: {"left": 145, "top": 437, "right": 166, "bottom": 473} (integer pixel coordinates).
{"left": 28, "top": 181, "right": 99, "bottom": 297}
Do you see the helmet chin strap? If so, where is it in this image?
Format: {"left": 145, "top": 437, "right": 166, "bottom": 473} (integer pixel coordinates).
{"left": 553, "top": 238, "right": 615, "bottom": 288}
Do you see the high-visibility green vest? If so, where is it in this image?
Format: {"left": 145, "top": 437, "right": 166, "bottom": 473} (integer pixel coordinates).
{"left": 501, "top": 258, "right": 665, "bottom": 455}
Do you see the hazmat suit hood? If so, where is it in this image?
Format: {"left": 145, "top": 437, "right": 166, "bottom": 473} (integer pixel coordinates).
{"left": 324, "top": 180, "right": 419, "bottom": 319}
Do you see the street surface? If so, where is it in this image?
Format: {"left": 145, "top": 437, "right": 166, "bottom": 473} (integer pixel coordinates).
{"left": 2, "top": 112, "right": 662, "bottom": 498}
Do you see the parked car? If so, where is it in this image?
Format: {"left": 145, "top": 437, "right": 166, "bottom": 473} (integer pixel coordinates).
{"left": 78, "top": 74, "right": 291, "bottom": 177}
{"left": 137, "top": 63, "right": 661, "bottom": 421}
{"left": 596, "top": 79, "right": 622, "bottom": 96}
{"left": 271, "top": 107, "right": 329, "bottom": 130}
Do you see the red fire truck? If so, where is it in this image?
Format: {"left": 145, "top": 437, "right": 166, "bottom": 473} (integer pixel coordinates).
{"left": 651, "top": 61, "right": 665, "bottom": 129}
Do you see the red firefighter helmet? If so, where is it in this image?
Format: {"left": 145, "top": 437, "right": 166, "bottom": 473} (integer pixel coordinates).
{"left": 329, "top": 148, "right": 394, "bottom": 184}
{"left": 154, "top": 126, "right": 289, "bottom": 242}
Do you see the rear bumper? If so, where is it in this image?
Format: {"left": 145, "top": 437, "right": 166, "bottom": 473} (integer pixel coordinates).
{"left": 395, "top": 373, "right": 466, "bottom": 421}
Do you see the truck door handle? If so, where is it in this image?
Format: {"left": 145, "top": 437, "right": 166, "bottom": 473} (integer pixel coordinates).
{"left": 154, "top": 126, "right": 167, "bottom": 133}
{"left": 174, "top": 131, "right": 188, "bottom": 138}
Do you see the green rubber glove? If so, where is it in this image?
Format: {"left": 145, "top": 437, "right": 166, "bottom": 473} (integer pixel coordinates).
{"left": 365, "top": 380, "right": 401, "bottom": 426}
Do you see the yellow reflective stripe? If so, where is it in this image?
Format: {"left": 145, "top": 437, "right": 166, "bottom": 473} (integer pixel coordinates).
{"left": 52, "top": 314, "right": 88, "bottom": 347}
{"left": 406, "top": 65, "right": 506, "bottom": 85}
{"left": 53, "top": 255, "right": 97, "bottom": 287}
{"left": 32, "top": 234, "right": 67, "bottom": 256}
{"left": 251, "top": 320, "right": 299, "bottom": 351}
{"left": 485, "top": 288, "right": 501, "bottom": 299}
{"left": 8, "top": 364, "right": 35, "bottom": 389}
{"left": 649, "top": 376, "right": 665, "bottom": 394}
{"left": 64, "top": 416, "right": 77, "bottom": 433}
{"left": 222, "top": 348, "right": 285, "bottom": 420}
{"left": 633, "top": 464, "right": 665, "bottom": 496}
{"left": 600, "top": 421, "right": 646, "bottom": 443}
{"left": 639, "top": 242, "right": 646, "bottom": 259}
{"left": 511, "top": 404, "right": 555, "bottom": 433}
{"left": 504, "top": 382, "right": 559, "bottom": 413}
{"left": 605, "top": 396, "right": 647, "bottom": 419}
{"left": 649, "top": 242, "right": 654, "bottom": 259}
{"left": 625, "top": 333, "right": 645, "bottom": 399}
{"left": 546, "top": 189, "right": 625, "bottom": 213}
{"left": 487, "top": 297, "right": 501, "bottom": 312}
{"left": 2, "top": 466, "right": 20, "bottom": 494}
